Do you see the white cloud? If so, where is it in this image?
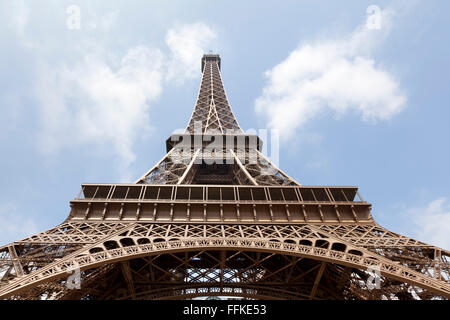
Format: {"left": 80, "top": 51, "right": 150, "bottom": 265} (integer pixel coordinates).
{"left": 34, "top": 22, "right": 217, "bottom": 171}
{"left": 255, "top": 8, "right": 406, "bottom": 139}
{"left": 165, "top": 22, "right": 218, "bottom": 84}
{"left": 0, "top": 204, "right": 38, "bottom": 246}
{"left": 85, "top": 9, "right": 120, "bottom": 31}
{"left": 8, "top": 0, "right": 37, "bottom": 48}
{"left": 408, "top": 198, "right": 450, "bottom": 250}
{"left": 37, "top": 46, "right": 164, "bottom": 168}
{"left": 2, "top": 3, "right": 217, "bottom": 173}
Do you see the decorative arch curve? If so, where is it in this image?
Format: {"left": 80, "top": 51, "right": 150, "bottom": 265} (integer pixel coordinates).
{"left": 1, "top": 237, "right": 449, "bottom": 299}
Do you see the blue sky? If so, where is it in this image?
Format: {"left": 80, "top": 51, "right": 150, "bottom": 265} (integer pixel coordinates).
{"left": 0, "top": 0, "right": 449, "bottom": 249}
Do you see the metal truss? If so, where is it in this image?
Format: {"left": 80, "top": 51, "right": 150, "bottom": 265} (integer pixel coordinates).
{"left": 1, "top": 54, "right": 449, "bottom": 300}
{"left": 1, "top": 221, "right": 449, "bottom": 299}
{"left": 135, "top": 147, "right": 298, "bottom": 186}
{"left": 135, "top": 55, "right": 298, "bottom": 187}
{"left": 186, "top": 54, "right": 241, "bottom": 134}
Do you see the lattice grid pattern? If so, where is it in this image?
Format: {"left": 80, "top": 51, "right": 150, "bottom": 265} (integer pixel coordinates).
{"left": 1, "top": 54, "right": 449, "bottom": 300}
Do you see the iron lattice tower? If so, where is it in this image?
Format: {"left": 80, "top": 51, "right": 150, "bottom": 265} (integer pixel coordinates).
{"left": 1, "top": 54, "right": 449, "bottom": 300}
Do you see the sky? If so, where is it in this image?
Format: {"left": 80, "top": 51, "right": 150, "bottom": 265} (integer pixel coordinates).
{"left": 0, "top": 0, "right": 449, "bottom": 250}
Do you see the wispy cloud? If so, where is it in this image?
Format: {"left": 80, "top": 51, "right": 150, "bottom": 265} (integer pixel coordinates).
{"left": 0, "top": 204, "right": 38, "bottom": 246}
{"left": 2, "top": 2, "right": 218, "bottom": 175}
{"left": 165, "top": 22, "right": 218, "bottom": 84}
{"left": 407, "top": 198, "right": 450, "bottom": 250}
{"left": 36, "top": 45, "right": 165, "bottom": 168}
{"left": 8, "top": 0, "right": 37, "bottom": 48}
{"left": 255, "top": 8, "right": 406, "bottom": 139}
{"left": 31, "top": 22, "right": 217, "bottom": 173}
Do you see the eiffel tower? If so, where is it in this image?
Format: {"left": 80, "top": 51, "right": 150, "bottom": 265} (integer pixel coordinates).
{"left": 1, "top": 54, "right": 449, "bottom": 300}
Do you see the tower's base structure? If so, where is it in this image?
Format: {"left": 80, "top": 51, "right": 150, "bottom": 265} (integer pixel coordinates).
{"left": 1, "top": 55, "right": 449, "bottom": 300}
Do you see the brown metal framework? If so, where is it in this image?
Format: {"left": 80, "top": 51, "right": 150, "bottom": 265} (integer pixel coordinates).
{"left": 0, "top": 54, "right": 449, "bottom": 300}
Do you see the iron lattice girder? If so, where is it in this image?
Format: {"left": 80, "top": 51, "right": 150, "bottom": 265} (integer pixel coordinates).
{"left": 135, "top": 146, "right": 299, "bottom": 186}
{"left": 1, "top": 222, "right": 449, "bottom": 299}
{"left": 68, "top": 184, "right": 370, "bottom": 223}
{"left": 1, "top": 54, "right": 449, "bottom": 300}
{"left": 187, "top": 56, "right": 241, "bottom": 134}
{"left": 5, "top": 253, "right": 347, "bottom": 300}
{"left": 132, "top": 55, "right": 300, "bottom": 189}
{"left": 15, "top": 250, "right": 436, "bottom": 300}
{"left": 2, "top": 251, "right": 444, "bottom": 300}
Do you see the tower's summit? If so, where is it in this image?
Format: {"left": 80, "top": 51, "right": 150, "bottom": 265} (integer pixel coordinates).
{"left": 202, "top": 53, "right": 221, "bottom": 72}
